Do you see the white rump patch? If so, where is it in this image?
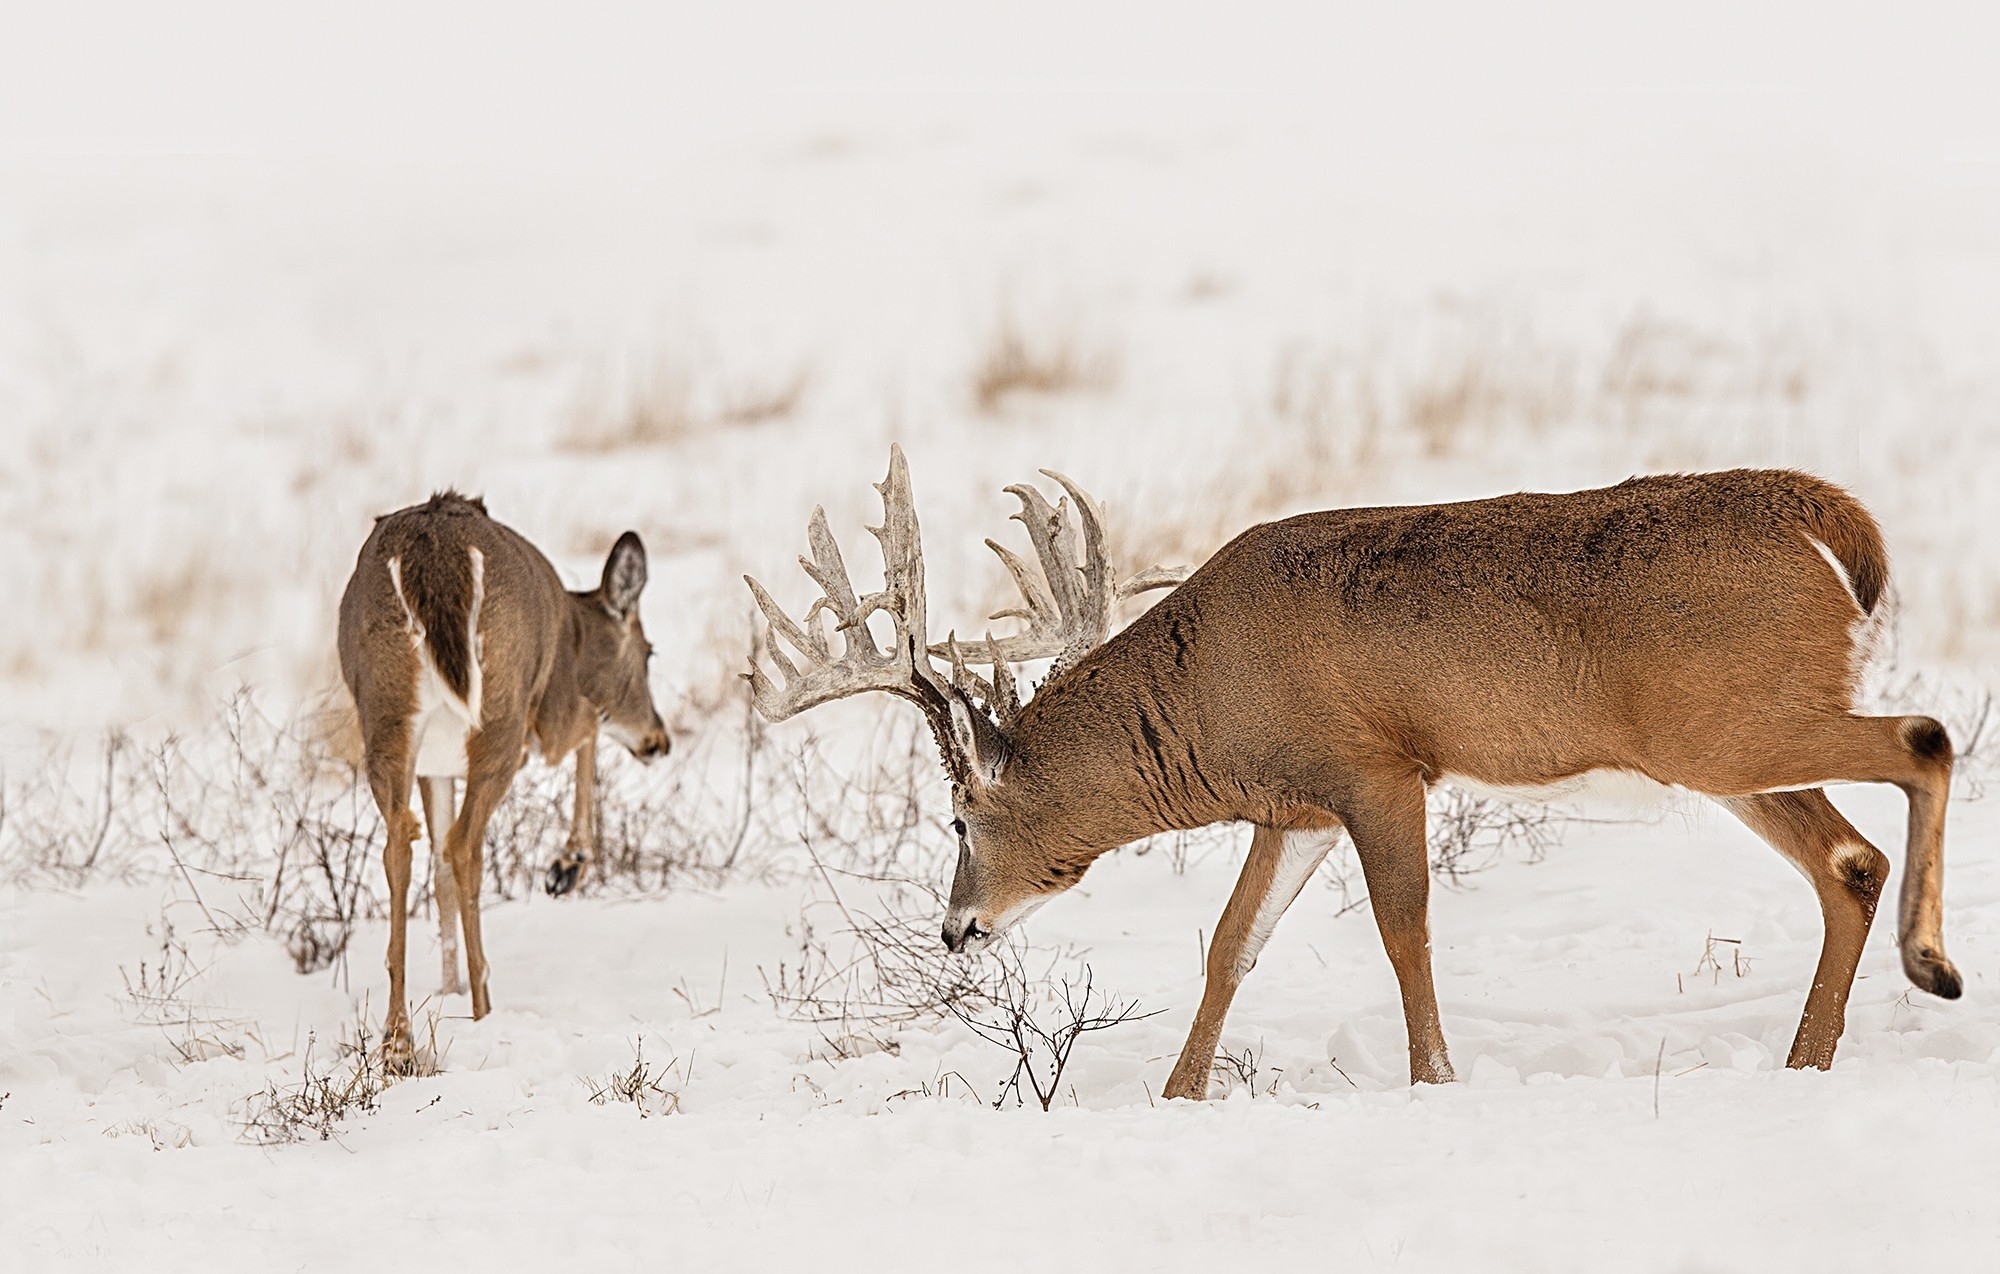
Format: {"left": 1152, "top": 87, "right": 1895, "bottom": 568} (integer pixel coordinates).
{"left": 388, "top": 549, "right": 486, "bottom": 780}
{"left": 1237, "top": 827, "right": 1340, "bottom": 979}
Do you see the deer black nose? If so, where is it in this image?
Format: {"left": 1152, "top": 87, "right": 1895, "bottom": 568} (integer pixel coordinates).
{"left": 941, "top": 913, "right": 987, "bottom": 953}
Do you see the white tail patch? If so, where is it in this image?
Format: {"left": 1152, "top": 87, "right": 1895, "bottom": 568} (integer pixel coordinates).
{"left": 1805, "top": 535, "right": 1862, "bottom": 613}
{"left": 387, "top": 556, "right": 422, "bottom": 639}
{"left": 464, "top": 546, "right": 485, "bottom": 727}
{"left": 388, "top": 550, "right": 486, "bottom": 779}
{"left": 1805, "top": 534, "right": 1889, "bottom": 704}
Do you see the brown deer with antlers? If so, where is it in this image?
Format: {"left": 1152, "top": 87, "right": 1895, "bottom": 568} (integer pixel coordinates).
{"left": 745, "top": 448, "right": 1960, "bottom": 1098}
{"left": 340, "top": 491, "right": 670, "bottom": 1053}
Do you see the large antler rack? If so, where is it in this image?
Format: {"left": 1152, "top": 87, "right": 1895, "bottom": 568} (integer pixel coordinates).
{"left": 744, "top": 447, "right": 1191, "bottom": 782}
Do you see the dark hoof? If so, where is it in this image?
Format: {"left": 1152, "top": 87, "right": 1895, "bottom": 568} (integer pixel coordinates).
{"left": 544, "top": 856, "right": 582, "bottom": 898}
{"left": 1904, "top": 947, "right": 1963, "bottom": 1000}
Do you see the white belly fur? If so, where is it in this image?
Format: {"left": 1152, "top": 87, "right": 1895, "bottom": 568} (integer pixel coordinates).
{"left": 1439, "top": 767, "right": 1684, "bottom": 813}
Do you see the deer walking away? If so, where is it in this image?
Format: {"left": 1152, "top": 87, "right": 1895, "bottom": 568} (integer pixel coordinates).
{"left": 746, "top": 449, "right": 1961, "bottom": 1100}
{"left": 339, "top": 491, "right": 669, "bottom": 1053}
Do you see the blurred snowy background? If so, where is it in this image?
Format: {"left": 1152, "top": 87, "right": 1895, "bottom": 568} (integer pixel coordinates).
{"left": 4, "top": 4, "right": 1999, "bottom": 1269}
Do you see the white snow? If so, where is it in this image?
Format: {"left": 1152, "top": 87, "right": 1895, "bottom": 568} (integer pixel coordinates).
{"left": 4, "top": 3, "right": 2000, "bottom": 1269}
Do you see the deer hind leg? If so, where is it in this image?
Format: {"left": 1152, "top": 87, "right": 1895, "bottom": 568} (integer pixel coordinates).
{"left": 362, "top": 722, "right": 422, "bottom": 1059}
{"left": 1722, "top": 712, "right": 1961, "bottom": 1003}
{"left": 1163, "top": 822, "right": 1341, "bottom": 1101}
{"left": 544, "top": 731, "right": 597, "bottom": 898}
{"left": 447, "top": 720, "right": 527, "bottom": 1021}
{"left": 1719, "top": 790, "right": 1887, "bottom": 1069}
{"left": 1341, "top": 769, "right": 1453, "bottom": 1085}
{"left": 419, "top": 776, "right": 464, "bottom": 996}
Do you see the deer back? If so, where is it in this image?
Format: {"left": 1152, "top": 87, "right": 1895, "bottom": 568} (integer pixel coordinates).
{"left": 338, "top": 492, "right": 582, "bottom": 770}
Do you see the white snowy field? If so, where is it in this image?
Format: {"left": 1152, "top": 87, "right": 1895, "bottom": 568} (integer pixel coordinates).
{"left": 6, "top": 3, "right": 2000, "bottom": 1269}
{"left": 5, "top": 788, "right": 1998, "bottom": 1270}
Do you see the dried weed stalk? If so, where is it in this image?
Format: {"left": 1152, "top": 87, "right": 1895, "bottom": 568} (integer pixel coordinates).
{"left": 237, "top": 1007, "right": 444, "bottom": 1145}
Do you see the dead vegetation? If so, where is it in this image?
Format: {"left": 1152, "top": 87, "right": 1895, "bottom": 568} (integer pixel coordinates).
{"left": 558, "top": 353, "right": 811, "bottom": 451}
{"left": 582, "top": 1038, "right": 686, "bottom": 1118}
{"left": 118, "top": 912, "right": 260, "bottom": 1065}
{"left": 237, "top": 1006, "right": 444, "bottom": 1145}
{"left": 970, "top": 312, "right": 1118, "bottom": 414}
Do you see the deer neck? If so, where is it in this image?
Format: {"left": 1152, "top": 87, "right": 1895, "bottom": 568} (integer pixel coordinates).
{"left": 1006, "top": 650, "right": 1234, "bottom": 859}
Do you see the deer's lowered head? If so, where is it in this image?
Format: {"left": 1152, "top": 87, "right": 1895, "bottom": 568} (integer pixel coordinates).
{"left": 575, "top": 531, "right": 671, "bottom": 764}
{"left": 743, "top": 446, "right": 1189, "bottom": 953}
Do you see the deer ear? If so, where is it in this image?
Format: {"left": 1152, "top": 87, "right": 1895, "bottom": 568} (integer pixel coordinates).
{"left": 948, "top": 691, "right": 1009, "bottom": 787}
{"left": 600, "top": 532, "right": 647, "bottom": 619}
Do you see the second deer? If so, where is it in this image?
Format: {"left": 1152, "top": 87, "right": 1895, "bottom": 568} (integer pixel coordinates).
{"left": 339, "top": 491, "right": 669, "bottom": 1051}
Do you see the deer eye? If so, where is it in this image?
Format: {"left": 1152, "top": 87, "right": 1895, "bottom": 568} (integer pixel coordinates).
{"left": 951, "top": 818, "right": 967, "bottom": 839}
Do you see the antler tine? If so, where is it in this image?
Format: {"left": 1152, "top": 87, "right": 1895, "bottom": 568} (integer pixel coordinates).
{"left": 943, "top": 630, "right": 1023, "bottom": 727}
{"left": 928, "top": 468, "right": 1193, "bottom": 674}
{"left": 1039, "top": 469, "right": 1111, "bottom": 624}
{"left": 1005, "top": 482, "right": 1087, "bottom": 626}
{"left": 1116, "top": 563, "right": 1193, "bottom": 599}
{"left": 986, "top": 630, "right": 1020, "bottom": 722}
{"left": 742, "top": 446, "right": 956, "bottom": 731}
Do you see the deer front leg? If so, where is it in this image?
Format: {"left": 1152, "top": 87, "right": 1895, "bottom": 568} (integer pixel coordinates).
{"left": 544, "top": 731, "right": 597, "bottom": 898}
{"left": 1342, "top": 768, "right": 1454, "bottom": 1085}
{"left": 419, "top": 776, "right": 464, "bottom": 996}
{"left": 1164, "top": 822, "right": 1340, "bottom": 1100}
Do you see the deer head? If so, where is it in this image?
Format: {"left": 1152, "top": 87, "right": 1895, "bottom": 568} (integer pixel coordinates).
{"left": 743, "top": 446, "right": 1185, "bottom": 951}
{"left": 576, "top": 531, "right": 671, "bottom": 763}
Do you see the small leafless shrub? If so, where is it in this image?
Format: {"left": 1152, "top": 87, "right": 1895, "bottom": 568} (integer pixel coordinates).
{"left": 1426, "top": 786, "right": 1562, "bottom": 884}
{"left": 582, "top": 1038, "right": 685, "bottom": 1118}
{"left": 762, "top": 862, "right": 1035, "bottom": 1057}
{"left": 118, "top": 912, "right": 257, "bottom": 1064}
{"left": 947, "top": 962, "right": 1153, "bottom": 1111}
{"left": 238, "top": 1008, "right": 442, "bottom": 1145}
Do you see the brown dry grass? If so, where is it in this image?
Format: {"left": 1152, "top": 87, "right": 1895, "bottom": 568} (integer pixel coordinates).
{"left": 560, "top": 357, "right": 811, "bottom": 452}
{"left": 971, "top": 315, "right": 1117, "bottom": 414}
{"left": 132, "top": 552, "right": 240, "bottom": 646}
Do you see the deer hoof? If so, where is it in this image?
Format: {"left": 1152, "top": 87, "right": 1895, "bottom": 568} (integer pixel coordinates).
{"left": 544, "top": 852, "right": 585, "bottom": 898}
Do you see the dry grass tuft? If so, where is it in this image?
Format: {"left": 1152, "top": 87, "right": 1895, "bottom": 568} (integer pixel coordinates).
{"left": 238, "top": 1007, "right": 444, "bottom": 1144}
{"left": 562, "top": 357, "right": 700, "bottom": 451}
{"left": 560, "top": 356, "right": 811, "bottom": 452}
{"left": 717, "top": 366, "right": 813, "bottom": 427}
{"left": 132, "top": 552, "right": 240, "bottom": 646}
{"left": 971, "top": 314, "right": 1117, "bottom": 414}
{"left": 582, "top": 1038, "right": 685, "bottom": 1117}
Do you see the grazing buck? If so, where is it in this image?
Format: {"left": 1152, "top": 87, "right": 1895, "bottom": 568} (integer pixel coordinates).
{"left": 746, "top": 449, "right": 1960, "bottom": 1099}
{"left": 339, "top": 491, "right": 669, "bottom": 1050}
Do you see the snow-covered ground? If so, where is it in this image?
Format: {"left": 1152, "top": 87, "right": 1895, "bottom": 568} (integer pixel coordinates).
{"left": 5, "top": 4, "right": 2000, "bottom": 1269}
